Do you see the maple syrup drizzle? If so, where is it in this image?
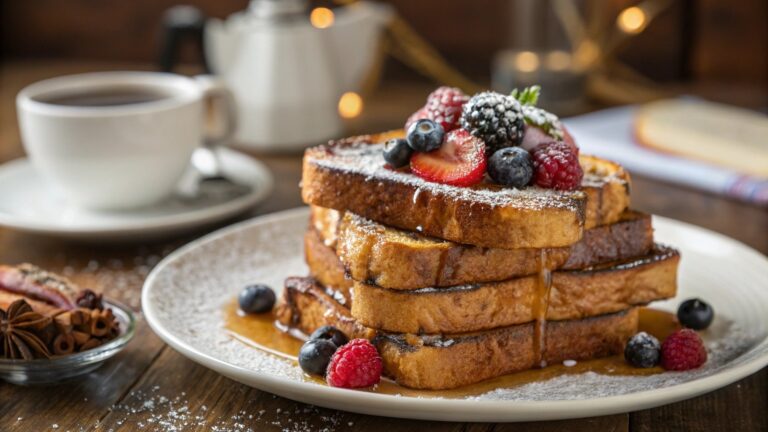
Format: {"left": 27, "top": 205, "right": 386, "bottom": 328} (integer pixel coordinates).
{"left": 532, "top": 249, "right": 553, "bottom": 367}
{"left": 224, "top": 302, "right": 680, "bottom": 398}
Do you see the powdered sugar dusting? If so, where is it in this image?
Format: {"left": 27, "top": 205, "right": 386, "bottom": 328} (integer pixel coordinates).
{"left": 145, "top": 208, "right": 768, "bottom": 408}
{"left": 312, "top": 141, "right": 583, "bottom": 211}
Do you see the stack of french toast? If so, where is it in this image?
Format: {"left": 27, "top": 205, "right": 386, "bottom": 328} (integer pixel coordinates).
{"left": 276, "top": 87, "right": 680, "bottom": 390}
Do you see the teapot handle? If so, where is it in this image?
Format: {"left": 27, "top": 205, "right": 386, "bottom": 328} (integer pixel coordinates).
{"left": 158, "top": 5, "right": 210, "bottom": 73}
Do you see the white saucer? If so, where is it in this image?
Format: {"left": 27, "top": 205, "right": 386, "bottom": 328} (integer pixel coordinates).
{"left": 142, "top": 207, "right": 768, "bottom": 422}
{"left": 0, "top": 148, "right": 273, "bottom": 241}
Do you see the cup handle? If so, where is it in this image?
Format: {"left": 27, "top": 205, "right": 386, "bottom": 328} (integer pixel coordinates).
{"left": 194, "top": 75, "right": 237, "bottom": 149}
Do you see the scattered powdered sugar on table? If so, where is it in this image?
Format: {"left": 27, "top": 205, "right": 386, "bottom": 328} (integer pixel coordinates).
{"left": 147, "top": 208, "right": 766, "bottom": 405}
{"left": 100, "top": 385, "right": 353, "bottom": 431}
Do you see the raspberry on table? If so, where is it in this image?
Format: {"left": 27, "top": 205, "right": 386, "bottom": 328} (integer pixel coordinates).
{"left": 530, "top": 141, "right": 583, "bottom": 191}
{"left": 326, "top": 338, "right": 382, "bottom": 388}
{"left": 661, "top": 329, "right": 708, "bottom": 371}
{"left": 424, "top": 86, "right": 468, "bottom": 132}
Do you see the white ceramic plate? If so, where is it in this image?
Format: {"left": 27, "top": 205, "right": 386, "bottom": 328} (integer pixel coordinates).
{"left": 0, "top": 148, "right": 273, "bottom": 241}
{"left": 142, "top": 207, "right": 768, "bottom": 422}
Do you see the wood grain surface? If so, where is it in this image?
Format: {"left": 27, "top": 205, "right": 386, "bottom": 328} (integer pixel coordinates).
{"left": 0, "top": 61, "right": 765, "bottom": 431}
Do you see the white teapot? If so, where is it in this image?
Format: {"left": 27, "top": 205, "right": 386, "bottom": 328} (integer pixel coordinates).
{"left": 161, "top": 0, "right": 392, "bottom": 151}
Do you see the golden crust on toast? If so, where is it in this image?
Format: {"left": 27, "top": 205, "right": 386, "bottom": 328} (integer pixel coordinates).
{"left": 315, "top": 207, "right": 653, "bottom": 289}
{"left": 305, "top": 226, "right": 677, "bottom": 333}
{"left": 275, "top": 277, "right": 638, "bottom": 390}
{"left": 301, "top": 132, "right": 630, "bottom": 249}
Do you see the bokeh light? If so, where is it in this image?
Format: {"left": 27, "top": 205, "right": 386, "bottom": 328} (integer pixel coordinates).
{"left": 338, "top": 92, "right": 363, "bottom": 119}
{"left": 514, "top": 51, "right": 540, "bottom": 73}
{"left": 310, "top": 7, "right": 335, "bottom": 29}
{"left": 617, "top": 6, "right": 648, "bottom": 34}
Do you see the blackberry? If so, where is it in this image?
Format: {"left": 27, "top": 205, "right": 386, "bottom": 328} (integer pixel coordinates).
{"left": 460, "top": 91, "right": 524, "bottom": 154}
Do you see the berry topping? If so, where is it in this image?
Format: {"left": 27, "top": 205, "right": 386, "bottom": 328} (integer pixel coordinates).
{"left": 624, "top": 331, "right": 661, "bottom": 368}
{"left": 410, "top": 129, "right": 487, "bottom": 187}
{"left": 677, "top": 298, "right": 714, "bottom": 330}
{"left": 424, "top": 86, "right": 469, "bottom": 131}
{"left": 487, "top": 147, "right": 533, "bottom": 188}
{"left": 406, "top": 119, "right": 445, "bottom": 153}
{"left": 661, "top": 329, "right": 708, "bottom": 371}
{"left": 512, "top": 86, "right": 566, "bottom": 140}
{"left": 521, "top": 124, "right": 578, "bottom": 155}
{"left": 382, "top": 138, "right": 413, "bottom": 168}
{"left": 238, "top": 284, "right": 275, "bottom": 314}
{"left": 405, "top": 106, "right": 429, "bottom": 131}
{"left": 298, "top": 339, "right": 338, "bottom": 376}
{"left": 460, "top": 91, "right": 524, "bottom": 154}
{"left": 530, "top": 141, "right": 583, "bottom": 190}
{"left": 309, "top": 325, "right": 349, "bottom": 348}
{"left": 326, "top": 339, "right": 382, "bottom": 388}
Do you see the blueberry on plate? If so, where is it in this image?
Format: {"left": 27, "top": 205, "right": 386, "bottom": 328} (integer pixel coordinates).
{"left": 298, "top": 339, "right": 338, "bottom": 376}
{"left": 677, "top": 298, "right": 714, "bottom": 330}
{"left": 487, "top": 147, "right": 533, "bottom": 188}
{"left": 406, "top": 119, "right": 444, "bottom": 152}
{"left": 238, "top": 284, "right": 276, "bottom": 314}
{"left": 383, "top": 138, "right": 413, "bottom": 168}
{"left": 624, "top": 331, "right": 661, "bottom": 368}
{"left": 309, "top": 325, "right": 349, "bottom": 348}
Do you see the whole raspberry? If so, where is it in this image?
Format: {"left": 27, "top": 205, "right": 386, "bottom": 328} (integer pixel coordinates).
{"left": 424, "top": 86, "right": 468, "bottom": 131}
{"left": 530, "top": 141, "right": 583, "bottom": 190}
{"left": 661, "top": 329, "right": 708, "bottom": 371}
{"left": 326, "top": 339, "right": 382, "bottom": 388}
{"left": 405, "top": 106, "right": 429, "bottom": 131}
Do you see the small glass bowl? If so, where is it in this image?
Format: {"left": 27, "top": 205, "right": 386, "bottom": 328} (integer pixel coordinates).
{"left": 0, "top": 300, "right": 136, "bottom": 385}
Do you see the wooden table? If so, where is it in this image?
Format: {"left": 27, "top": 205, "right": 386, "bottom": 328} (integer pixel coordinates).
{"left": 1, "top": 61, "right": 766, "bottom": 431}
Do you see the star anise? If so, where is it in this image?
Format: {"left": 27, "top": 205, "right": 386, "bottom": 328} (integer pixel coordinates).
{"left": 0, "top": 299, "right": 53, "bottom": 360}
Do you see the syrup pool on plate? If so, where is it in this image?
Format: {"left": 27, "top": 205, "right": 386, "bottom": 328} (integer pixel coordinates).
{"left": 224, "top": 302, "right": 680, "bottom": 398}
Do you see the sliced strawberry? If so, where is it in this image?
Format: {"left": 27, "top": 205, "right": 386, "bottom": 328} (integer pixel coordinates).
{"left": 410, "top": 129, "right": 487, "bottom": 187}
{"left": 404, "top": 106, "right": 429, "bottom": 131}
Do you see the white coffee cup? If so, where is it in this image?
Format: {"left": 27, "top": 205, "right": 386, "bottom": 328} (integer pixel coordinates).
{"left": 17, "top": 71, "right": 236, "bottom": 210}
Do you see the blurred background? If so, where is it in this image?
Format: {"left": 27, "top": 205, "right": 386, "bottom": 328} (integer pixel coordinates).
{"left": 3, "top": 0, "right": 766, "bottom": 104}
{"left": 1, "top": 0, "right": 767, "bottom": 207}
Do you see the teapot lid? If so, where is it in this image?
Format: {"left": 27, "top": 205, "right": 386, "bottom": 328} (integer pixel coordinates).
{"left": 248, "top": 0, "right": 308, "bottom": 19}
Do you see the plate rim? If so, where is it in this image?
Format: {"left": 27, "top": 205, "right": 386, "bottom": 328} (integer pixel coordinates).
{"left": 0, "top": 150, "right": 273, "bottom": 237}
{"left": 142, "top": 207, "right": 768, "bottom": 422}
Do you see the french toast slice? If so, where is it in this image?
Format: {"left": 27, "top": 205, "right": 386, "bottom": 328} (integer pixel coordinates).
{"left": 305, "top": 225, "right": 677, "bottom": 333}
{"left": 313, "top": 206, "right": 654, "bottom": 289}
{"left": 275, "top": 277, "right": 638, "bottom": 390}
{"left": 302, "top": 132, "right": 630, "bottom": 249}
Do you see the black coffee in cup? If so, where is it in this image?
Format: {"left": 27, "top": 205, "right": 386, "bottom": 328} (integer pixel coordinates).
{"left": 35, "top": 86, "right": 170, "bottom": 107}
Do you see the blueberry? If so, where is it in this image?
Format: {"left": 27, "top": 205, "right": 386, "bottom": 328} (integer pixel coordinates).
{"left": 309, "top": 326, "right": 349, "bottom": 348}
{"left": 406, "top": 119, "right": 444, "bottom": 152}
{"left": 487, "top": 147, "right": 533, "bottom": 188}
{"left": 238, "top": 284, "right": 276, "bottom": 314}
{"left": 677, "top": 298, "right": 714, "bottom": 330}
{"left": 624, "top": 331, "right": 661, "bottom": 368}
{"left": 383, "top": 138, "right": 413, "bottom": 168}
{"left": 298, "top": 339, "right": 337, "bottom": 376}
